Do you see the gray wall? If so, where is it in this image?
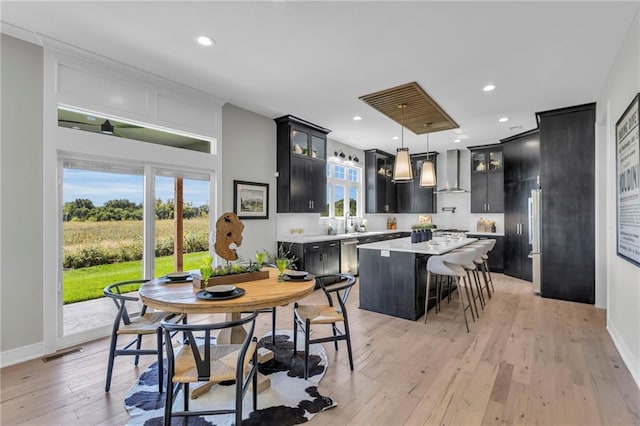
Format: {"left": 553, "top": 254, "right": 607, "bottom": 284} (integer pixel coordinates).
{"left": 596, "top": 10, "right": 640, "bottom": 385}
{"left": 1, "top": 34, "right": 44, "bottom": 352}
{"left": 221, "top": 104, "right": 278, "bottom": 261}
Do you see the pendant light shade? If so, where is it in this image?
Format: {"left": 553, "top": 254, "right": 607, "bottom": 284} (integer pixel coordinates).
{"left": 420, "top": 159, "right": 437, "bottom": 187}
{"left": 419, "top": 123, "right": 437, "bottom": 187}
{"left": 393, "top": 148, "right": 413, "bottom": 182}
{"left": 392, "top": 103, "right": 413, "bottom": 183}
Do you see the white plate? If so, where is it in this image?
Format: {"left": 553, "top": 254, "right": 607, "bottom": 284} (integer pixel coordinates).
{"left": 205, "top": 285, "right": 237, "bottom": 294}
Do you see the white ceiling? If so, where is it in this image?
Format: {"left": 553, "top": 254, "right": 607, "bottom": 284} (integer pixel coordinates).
{"left": 2, "top": 1, "right": 638, "bottom": 154}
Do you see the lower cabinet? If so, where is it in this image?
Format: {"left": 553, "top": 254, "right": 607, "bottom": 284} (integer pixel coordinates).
{"left": 282, "top": 233, "right": 411, "bottom": 278}
{"left": 285, "top": 240, "right": 340, "bottom": 277}
{"left": 466, "top": 234, "right": 504, "bottom": 272}
{"left": 358, "top": 250, "right": 428, "bottom": 320}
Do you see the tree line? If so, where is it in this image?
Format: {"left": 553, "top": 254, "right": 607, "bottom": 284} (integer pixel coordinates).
{"left": 63, "top": 198, "right": 209, "bottom": 221}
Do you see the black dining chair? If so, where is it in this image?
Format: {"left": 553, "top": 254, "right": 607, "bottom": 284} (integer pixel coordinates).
{"left": 293, "top": 273, "right": 356, "bottom": 379}
{"left": 103, "top": 280, "right": 171, "bottom": 392}
{"left": 161, "top": 311, "right": 259, "bottom": 426}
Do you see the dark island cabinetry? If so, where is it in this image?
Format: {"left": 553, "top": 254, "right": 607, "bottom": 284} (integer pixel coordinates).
{"left": 275, "top": 115, "right": 330, "bottom": 213}
{"left": 358, "top": 250, "right": 429, "bottom": 321}
{"left": 469, "top": 144, "right": 504, "bottom": 213}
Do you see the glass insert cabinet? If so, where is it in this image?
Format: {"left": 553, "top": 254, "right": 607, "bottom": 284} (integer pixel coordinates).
{"left": 276, "top": 115, "right": 331, "bottom": 213}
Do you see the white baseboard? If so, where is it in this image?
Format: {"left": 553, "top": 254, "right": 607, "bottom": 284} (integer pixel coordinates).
{"left": 607, "top": 323, "right": 640, "bottom": 390}
{"left": 0, "top": 341, "right": 44, "bottom": 368}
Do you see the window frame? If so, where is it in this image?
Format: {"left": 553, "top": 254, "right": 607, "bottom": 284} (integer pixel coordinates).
{"left": 322, "top": 160, "right": 364, "bottom": 219}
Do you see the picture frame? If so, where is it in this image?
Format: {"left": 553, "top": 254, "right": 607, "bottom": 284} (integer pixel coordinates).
{"left": 233, "top": 180, "right": 269, "bottom": 219}
{"left": 615, "top": 93, "right": 640, "bottom": 267}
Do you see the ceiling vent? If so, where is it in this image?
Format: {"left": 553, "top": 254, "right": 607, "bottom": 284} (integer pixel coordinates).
{"left": 359, "top": 81, "right": 459, "bottom": 134}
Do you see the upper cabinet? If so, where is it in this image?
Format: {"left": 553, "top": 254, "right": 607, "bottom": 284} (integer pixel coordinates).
{"left": 468, "top": 144, "right": 504, "bottom": 213}
{"left": 365, "top": 149, "right": 397, "bottom": 213}
{"left": 397, "top": 153, "right": 438, "bottom": 214}
{"left": 275, "top": 115, "right": 330, "bottom": 213}
{"left": 501, "top": 129, "right": 540, "bottom": 184}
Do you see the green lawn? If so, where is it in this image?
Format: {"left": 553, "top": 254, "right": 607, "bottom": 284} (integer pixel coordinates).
{"left": 63, "top": 251, "right": 208, "bottom": 304}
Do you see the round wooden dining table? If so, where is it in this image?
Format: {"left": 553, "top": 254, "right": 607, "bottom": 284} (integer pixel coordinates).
{"left": 139, "top": 267, "right": 316, "bottom": 344}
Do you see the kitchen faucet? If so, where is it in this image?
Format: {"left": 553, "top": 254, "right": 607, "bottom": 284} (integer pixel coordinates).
{"left": 345, "top": 211, "right": 352, "bottom": 233}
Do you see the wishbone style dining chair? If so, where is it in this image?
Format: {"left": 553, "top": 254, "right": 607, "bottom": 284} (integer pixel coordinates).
{"left": 161, "top": 312, "right": 259, "bottom": 426}
{"left": 103, "top": 280, "right": 170, "bottom": 392}
{"left": 293, "top": 273, "right": 356, "bottom": 379}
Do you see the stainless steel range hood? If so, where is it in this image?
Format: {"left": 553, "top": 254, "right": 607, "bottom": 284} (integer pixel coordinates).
{"left": 435, "top": 149, "right": 469, "bottom": 193}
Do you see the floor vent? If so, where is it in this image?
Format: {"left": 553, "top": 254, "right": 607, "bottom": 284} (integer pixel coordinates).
{"left": 42, "top": 346, "right": 83, "bottom": 362}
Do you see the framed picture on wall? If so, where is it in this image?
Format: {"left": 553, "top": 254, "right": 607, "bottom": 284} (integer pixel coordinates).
{"left": 615, "top": 93, "right": 640, "bottom": 267}
{"left": 233, "top": 180, "right": 269, "bottom": 219}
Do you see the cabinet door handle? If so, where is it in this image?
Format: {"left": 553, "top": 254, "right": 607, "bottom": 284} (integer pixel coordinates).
{"left": 487, "top": 203, "right": 491, "bottom": 211}
{"left": 312, "top": 200, "right": 314, "bottom": 209}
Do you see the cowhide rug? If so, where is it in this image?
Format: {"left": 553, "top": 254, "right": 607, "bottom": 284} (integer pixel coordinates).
{"left": 125, "top": 330, "right": 336, "bottom": 425}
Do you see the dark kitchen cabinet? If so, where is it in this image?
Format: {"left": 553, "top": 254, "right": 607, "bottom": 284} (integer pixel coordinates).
{"left": 365, "top": 149, "right": 397, "bottom": 213}
{"left": 536, "top": 103, "right": 595, "bottom": 304}
{"left": 275, "top": 115, "right": 330, "bottom": 213}
{"left": 397, "top": 153, "right": 438, "bottom": 214}
{"left": 502, "top": 129, "right": 540, "bottom": 184}
{"left": 469, "top": 145, "right": 504, "bottom": 213}
{"left": 286, "top": 240, "right": 340, "bottom": 277}
{"left": 466, "top": 234, "right": 504, "bottom": 272}
{"left": 503, "top": 179, "right": 536, "bottom": 281}
{"left": 501, "top": 129, "right": 540, "bottom": 281}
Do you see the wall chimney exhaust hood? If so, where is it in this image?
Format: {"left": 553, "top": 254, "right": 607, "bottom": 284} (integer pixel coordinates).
{"left": 435, "top": 149, "right": 469, "bottom": 193}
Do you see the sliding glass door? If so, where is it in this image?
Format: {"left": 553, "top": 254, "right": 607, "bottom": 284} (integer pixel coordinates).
{"left": 60, "top": 161, "right": 213, "bottom": 342}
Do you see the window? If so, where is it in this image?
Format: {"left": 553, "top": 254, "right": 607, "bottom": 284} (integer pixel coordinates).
{"left": 322, "top": 161, "right": 363, "bottom": 218}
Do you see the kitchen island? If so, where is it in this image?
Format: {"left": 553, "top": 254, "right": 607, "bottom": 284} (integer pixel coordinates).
{"left": 357, "top": 237, "right": 477, "bottom": 320}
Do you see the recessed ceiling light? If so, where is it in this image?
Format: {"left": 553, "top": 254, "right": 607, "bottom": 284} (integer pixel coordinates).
{"left": 499, "top": 117, "right": 509, "bottom": 122}
{"left": 196, "top": 36, "right": 214, "bottom": 47}
{"left": 353, "top": 116, "right": 362, "bottom": 121}
{"left": 454, "top": 139, "right": 461, "bottom": 143}
{"left": 483, "top": 84, "right": 496, "bottom": 92}
{"left": 392, "top": 136, "right": 399, "bottom": 140}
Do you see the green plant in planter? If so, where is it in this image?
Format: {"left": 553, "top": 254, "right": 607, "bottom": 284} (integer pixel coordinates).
{"left": 199, "top": 254, "right": 214, "bottom": 283}
{"left": 410, "top": 223, "right": 435, "bottom": 230}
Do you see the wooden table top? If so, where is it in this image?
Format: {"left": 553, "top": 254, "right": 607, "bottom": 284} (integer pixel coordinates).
{"left": 139, "top": 268, "right": 316, "bottom": 314}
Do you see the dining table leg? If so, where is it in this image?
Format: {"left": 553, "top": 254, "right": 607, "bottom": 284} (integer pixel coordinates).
{"left": 190, "top": 312, "right": 271, "bottom": 399}
{"left": 215, "top": 312, "right": 248, "bottom": 344}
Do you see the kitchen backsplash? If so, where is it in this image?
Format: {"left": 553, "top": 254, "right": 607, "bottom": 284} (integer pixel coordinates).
{"left": 277, "top": 208, "right": 505, "bottom": 238}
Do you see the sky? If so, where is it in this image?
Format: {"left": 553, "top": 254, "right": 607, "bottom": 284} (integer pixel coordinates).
{"left": 63, "top": 169, "right": 210, "bottom": 207}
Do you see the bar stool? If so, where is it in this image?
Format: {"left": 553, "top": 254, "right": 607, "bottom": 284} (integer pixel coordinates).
{"left": 469, "top": 239, "right": 496, "bottom": 294}
{"left": 424, "top": 249, "right": 477, "bottom": 332}
{"left": 450, "top": 246, "right": 484, "bottom": 317}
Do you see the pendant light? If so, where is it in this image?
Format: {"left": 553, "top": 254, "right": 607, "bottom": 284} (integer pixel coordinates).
{"left": 392, "top": 103, "right": 413, "bottom": 183}
{"left": 419, "top": 123, "right": 437, "bottom": 187}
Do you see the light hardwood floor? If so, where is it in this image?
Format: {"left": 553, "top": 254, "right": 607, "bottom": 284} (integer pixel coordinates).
{"left": 1, "top": 273, "right": 639, "bottom": 425}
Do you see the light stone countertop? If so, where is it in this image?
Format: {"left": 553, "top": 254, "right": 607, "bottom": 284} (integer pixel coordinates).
{"left": 357, "top": 237, "right": 478, "bottom": 255}
{"left": 278, "top": 229, "right": 410, "bottom": 244}
{"left": 465, "top": 231, "right": 505, "bottom": 237}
